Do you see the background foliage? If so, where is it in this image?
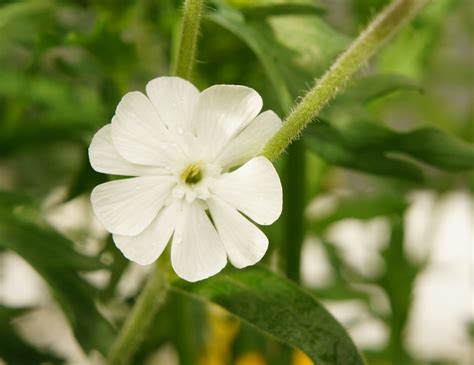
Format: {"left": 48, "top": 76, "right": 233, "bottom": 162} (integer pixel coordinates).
{"left": 0, "top": 0, "right": 472, "bottom": 364}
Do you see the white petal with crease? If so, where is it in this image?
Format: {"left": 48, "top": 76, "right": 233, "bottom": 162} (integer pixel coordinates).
{"left": 195, "top": 85, "right": 262, "bottom": 160}
{"left": 212, "top": 156, "right": 282, "bottom": 225}
{"left": 89, "top": 124, "right": 167, "bottom": 176}
{"left": 171, "top": 202, "right": 227, "bottom": 282}
{"left": 146, "top": 77, "right": 199, "bottom": 134}
{"left": 216, "top": 110, "right": 282, "bottom": 169}
{"left": 91, "top": 176, "right": 174, "bottom": 236}
{"left": 208, "top": 197, "right": 268, "bottom": 268}
{"left": 113, "top": 203, "right": 179, "bottom": 265}
{"left": 88, "top": 77, "right": 285, "bottom": 282}
{"left": 111, "top": 91, "right": 182, "bottom": 166}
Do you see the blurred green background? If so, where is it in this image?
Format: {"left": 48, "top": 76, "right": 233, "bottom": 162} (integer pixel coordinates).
{"left": 0, "top": 0, "right": 472, "bottom": 364}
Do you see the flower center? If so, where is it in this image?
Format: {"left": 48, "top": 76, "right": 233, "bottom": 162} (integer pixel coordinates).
{"left": 180, "top": 161, "right": 203, "bottom": 185}
{"left": 172, "top": 161, "right": 221, "bottom": 203}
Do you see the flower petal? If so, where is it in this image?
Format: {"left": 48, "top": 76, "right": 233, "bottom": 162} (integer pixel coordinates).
{"left": 207, "top": 197, "right": 268, "bottom": 269}
{"left": 212, "top": 156, "right": 282, "bottom": 225}
{"left": 89, "top": 124, "right": 167, "bottom": 176}
{"left": 195, "top": 85, "right": 262, "bottom": 160}
{"left": 91, "top": 176, "right": 174, "bottom": 236}
{"left": 113, "top": 203, "right": 179, "bottom": 265}
{"left": 215, "top": 110, "right": 282, "bottom": 169}
{"left": 146, "top": 76, "right": 199, "bottom": 134}
{"left": 111, "top": 91, "right": 182, "bottom": 167}
{"left": 171, "top": 202, "right": 227, "bottom": 282}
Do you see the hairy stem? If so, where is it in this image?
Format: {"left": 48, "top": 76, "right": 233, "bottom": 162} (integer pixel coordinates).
{"left": 107, "top": 1, "right": 205, "bottom": 362}
{"left": 107, "top": 265, "right": 168, "bottom": 365}
{"left": 173, "top": 0, "right": 204, "bottom": 79}
{"left": 262, "top": 0, "right": 430, "bottom": 161}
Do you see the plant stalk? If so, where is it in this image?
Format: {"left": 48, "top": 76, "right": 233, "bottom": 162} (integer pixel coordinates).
{"left": 262, "top": 0, "right": 431, "bottom": 161}
{"left": 107, "top": 264, "right": 168, "bottom": 365}
{"left": 283, "top": 141, "right": 306, "bottom": 282}
{"left": 173, "top": 0, "right": 204, "bottom": 79}
{"left": 107, "top": 0, "right": 205, "bottom": 363}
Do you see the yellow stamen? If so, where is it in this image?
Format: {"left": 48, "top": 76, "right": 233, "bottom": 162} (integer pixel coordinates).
{"left": 180, "top": 161, "right": 203, "bottom": 184}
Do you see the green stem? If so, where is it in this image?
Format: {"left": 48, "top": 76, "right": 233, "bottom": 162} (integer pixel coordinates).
{"left": 173, "top": 0, "right": 204, "bottom": 79}
{"left": 107, "top": 264, "right": 168, "bottom": 365}
{"left": 107, "top": 0, "right": 205, "bottom": 362}
{"left": 283, "top": 141, "right": 306, "bottom": 282}
{"left": 262, "top": 0, "right": 430, "bottom": 161}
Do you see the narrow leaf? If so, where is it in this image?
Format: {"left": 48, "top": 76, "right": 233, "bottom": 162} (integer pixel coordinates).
{"left": 394, "top": 127, "right": 474, "bottom": 171}
{"left": 238, "top": 3, "right": 325, "bottom": 17}
{"left": 305, "top": 120, "right": 474, "bottom": 180}
{"left": 0, "top": 195, "right": 115, "bottom": 354}
{"left": 308, "top": 194, "right": 408, "bottom": 233}
{"left": 304, "top": 121, "right": 424, "bottom": 181}
{"left": 343, "top": 74, "right": 423, "bottom": 104}
{"left": 206, "top": 0, "right": 349, "bottom": 109}
{"left": 0, "top": 306, "right": 64, "bottom": 365}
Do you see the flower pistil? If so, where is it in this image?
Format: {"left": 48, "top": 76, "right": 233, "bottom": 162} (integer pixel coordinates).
{"left": 180, "top": 161, "right": 203, "bottom": 185}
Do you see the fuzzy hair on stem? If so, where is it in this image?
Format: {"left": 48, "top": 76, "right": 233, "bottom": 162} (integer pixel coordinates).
{"left": 261, "top": 0, "right": 431, "bottom": 161}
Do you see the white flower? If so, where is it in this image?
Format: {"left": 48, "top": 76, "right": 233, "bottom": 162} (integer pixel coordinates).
{"left": 89, "top": 76, "right": 283, "bottom": 282}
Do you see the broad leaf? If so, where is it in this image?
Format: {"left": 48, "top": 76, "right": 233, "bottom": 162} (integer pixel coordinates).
{"left": 174, "top": 266, "right": 365, "bottom": 365}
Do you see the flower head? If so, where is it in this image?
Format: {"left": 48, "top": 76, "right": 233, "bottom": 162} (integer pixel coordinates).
{"left": 89, "top": 77, "right": 282, "bottom": 282}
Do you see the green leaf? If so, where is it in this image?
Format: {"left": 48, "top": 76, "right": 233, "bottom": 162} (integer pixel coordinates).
{"left": 343, "top": 121, "right": 474, "bottom": 171}
{"left": 304, "top": 121, "right": 424, "bottom": 181}
{"left": 377, "top": 0, "right": 457, "bottom": 79}
{"left": 0, "top": 1, "right": 52, "bottom": 43}
{"left": 237, "top": 3, "right": 325, "bottom": 17}
{"left": 308, "top": 194, "right": 408, "bottom": 233}
{"left": 304, "top": 120, "right": 474, "bottom": 180}
{"left": 342, "top": 74, "right": 423, "bottom": 105}
{"left": 376, "top": 218, "right": 421, "bottom": 362}
{"left": 66, "top": 148, "right": 108, "bottom": 201}
{"left": 0, "top": 69, "right": 105, "bottom": 125}
{"left": 0, "top": 194, "right": 104, "bottom": 271}
{"left": 0, "top": 221, "right": 104, "bottom": 271}
{"left": 174, "top": 266, "right": 365, "bottom": 365}
{"left": 0, "top": 195, "right": 115, "bottom": 354}
{"left": 0, "top": 306, "right": 64, "bottom": 365}
{"left": 206, "top": 0, "right": 350, "bottom": 110}
{"left": 391, "top": 127, "right": 474, "bottom": 171}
